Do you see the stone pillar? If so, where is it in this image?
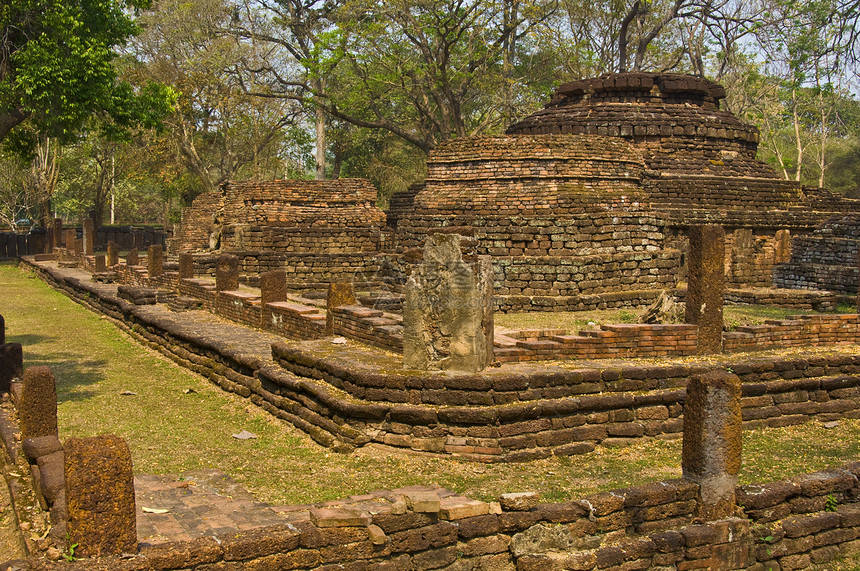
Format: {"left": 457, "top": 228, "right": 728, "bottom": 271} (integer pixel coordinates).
{"left": 94, "top": 254, "right": 106, "bottom": 273}
{"left": 216, "top": 253, "right": 239, "bottom": 291}
{"left": 403, "top": 234, "right": 494, "bottom": 372}
{"left": 147, "top": 245, "right": 163, "bottom": 278}
{"left": 682, "top": 369, "right": 742, "bottom": 521}
{"left": 773, "top": 229, "right": 791, "bottom": 265}
{"left": 64, "top": 435, "right": 136, "bottom": 557}
{"left": 82, "top": 218, "right": 95, "bottom": 255}
{"left": 178, "top": 253, "right": 194, "bottom": 279}
{"left": 126, "top": 248, "right": 139, "bottom": 266}
{"left": 107, "top": 241, "right": 119, "bottom": 267}
{"left": 53, "top": 219, "right": 63, "bottom": 248}
{"left": 19, "top": 366, "right": 58, "bottom": 440}
{"left": 0, "top": 313, "right": 4, "bottom": 345}
{"left": 685, "top": 224, "right": 725, "bottom": 354}
{"left": 0, "top": 343, "right": 23, "bottom": 393}
{"left": 327, "top": 282, "right": 357, "bottom": 333}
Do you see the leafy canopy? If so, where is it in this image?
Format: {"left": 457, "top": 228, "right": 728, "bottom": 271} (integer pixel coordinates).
{"left": 0, "top": 0, "right": 175, "bottom": 153}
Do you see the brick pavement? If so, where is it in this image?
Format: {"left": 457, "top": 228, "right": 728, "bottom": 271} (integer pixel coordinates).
{"left": 135, "top": 469, "right": 457, "bottom": 547}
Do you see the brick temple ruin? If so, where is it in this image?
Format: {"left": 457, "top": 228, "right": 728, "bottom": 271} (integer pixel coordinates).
{"left": 172, "top": 73, "right": 859, "bottom": 311}
{"left": 10, "top": 71, "right": 860, "bottom": 569}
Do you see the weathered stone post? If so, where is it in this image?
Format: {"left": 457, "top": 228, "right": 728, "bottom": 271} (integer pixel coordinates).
{"left": 107, "top": 241, "right": 119, "bottom": 267}
{"left": 0, "top": 343, "right": 23, "bottom": 393}
{"left": 19, "top": 366, "right": 58, "bottom": 440}
{"left": 260, "top": 270, "right": 288, "bottom": 327}
{"left": 126, "top": 248, "right": 139, "bottom": 266}
{"left": 682, "top": 369, "right": 742, "bottom": 521}
{"left": 64, "top": 435, "right": 136, "bottom": 557}
{"left": 53, "top": 219, "right": 63, "bottom": 248}
{"left": 260, "top": 270, "right": 287, "bottom": 306}
{"left": 773, "top": 229, "right": 791, "bottom": 265}
{"left": 216, "top": 253, "right": 239, "bottom": 291}
{"left": 94, "top": 254, "right": 106, "bottom": 273}
{"left": 685, "top": 224, "right": 725, "bottom": 354}
{"left": 327, "top": 283, "right": 357, "bottom": 333}
{"left": 0, "top": 313, "right": 4, "bottom": 345}
{"left": 147, "top": 244, "right": 164, "bottom": 278}
{"left": 82, "top": 218, "right": 95, "bottom": 256}
{"left": 403, "top": 233, "right": 494, "bottom": 372}
{"left": 178, "top": 252, "right": 195, "bottom": 279}
{"left": 64, "top": 230, "right": 76, "bottom": 252}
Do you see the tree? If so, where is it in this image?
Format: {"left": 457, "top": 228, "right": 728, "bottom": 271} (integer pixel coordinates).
{"left": 130, "top": 0, "right": 300, "bottom": 195}
{"left": 0, "top": 0, "right": 175, "bottom": 152}
{"left": 240, "top": 0, "right": 556, "bottom": 155}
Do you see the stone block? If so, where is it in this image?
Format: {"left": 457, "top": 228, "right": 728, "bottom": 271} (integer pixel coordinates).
{"left": 685, "top": 224, "right": 724, "bottom": 354}
{"left": 19, "top": 366, "right": 58, "bottom": 440}
{"left": 94, "top": 254, "right": 106, "bottom": 273}
{"left": 64, "top": 435, "right": 136, "bottom": 557}
{"left": 682, "top": 369, "right": 742, "bottom": 520}
{"left": 147, "top": 244, "right": 164, "bottom": 278}
{"left": 216, "top": 253, "right": 239, "bottom": 291}
{"left": 126, "top": 248, "right": 139, "bottom": 266}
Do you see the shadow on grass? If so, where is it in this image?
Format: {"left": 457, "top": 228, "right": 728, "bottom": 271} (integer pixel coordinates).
{"left": 14, "top": 348, "right": 105, "bottom": 402}
{"left": 7, "top": 334, "right": 55, "bottom": 346}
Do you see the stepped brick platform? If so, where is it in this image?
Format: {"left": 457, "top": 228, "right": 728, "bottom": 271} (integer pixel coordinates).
{"left": 25, "top": 258, "right": 860, "bottom": 463}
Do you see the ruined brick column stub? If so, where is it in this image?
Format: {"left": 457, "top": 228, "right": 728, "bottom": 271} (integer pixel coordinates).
{"left": 216, "top": 253, "right": 239, "bottom": 291}
{"left": 403, "top": 234, "right": 494, "bottom": 372}
{"left": 682, "top": 369, "right": 742, "bottom": 521}
{"left": 147, "top": 244, "right": 163, "bottom": 278}
{"left": 64, "top": 435, "right": 136, "bottom": 557}
{"left": 685, "top": 224, "right": 725, "bottom": 354}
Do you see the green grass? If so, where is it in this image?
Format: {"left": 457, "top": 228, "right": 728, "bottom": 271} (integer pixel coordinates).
{"left": 2, "top": 262, "right": 860, "bottom": 508}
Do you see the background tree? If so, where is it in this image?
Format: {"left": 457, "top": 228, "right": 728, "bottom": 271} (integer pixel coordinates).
{"left": 0, "top": 0, "right": 174, "bottom": 149}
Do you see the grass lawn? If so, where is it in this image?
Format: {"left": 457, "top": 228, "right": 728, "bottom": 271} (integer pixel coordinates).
{"left": 2, "top": 261, "right": 860, "bottom": 508}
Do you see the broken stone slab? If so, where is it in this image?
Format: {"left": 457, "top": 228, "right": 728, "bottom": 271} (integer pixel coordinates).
{"left": 439, "top": 497, "right": 489, "bottom": 520}
{"left": 499, "top": 492, "right": 541, "bottom": 511}
{"left": 404, "top": 491, "right": 441, "bottom": 513}
{"left": 309, "top": 507, "right": 371, "bottom": 528}
{"left": 22, "top": 435, "right": 62, "bottom": 461}
{"left": 216, "top": 253, "right": 239, "bottom": 291}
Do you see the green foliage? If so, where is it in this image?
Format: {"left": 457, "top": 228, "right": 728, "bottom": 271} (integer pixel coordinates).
{"left": 825, "top": 493, "right": 839, "bottom": 512}
{"left": 0, "top": 0, "right": 175, "bottom": 154}
{"left": 62, "top": 532, "right": 78, "bottom": 562}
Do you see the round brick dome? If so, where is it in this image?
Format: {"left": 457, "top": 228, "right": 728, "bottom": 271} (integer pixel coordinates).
{"left": 506, "top": 73, "right": 771, "bottom": 179}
